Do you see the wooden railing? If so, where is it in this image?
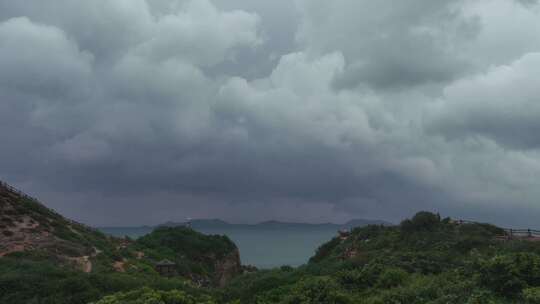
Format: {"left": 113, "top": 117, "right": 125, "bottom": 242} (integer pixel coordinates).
{"left": 503, "top": 228, "right": 540, "bottom": 239}
{"left": 455, "top": 219, "right": 540, "bottom": 240}
{"left": 0, "top": 180, "right": 40, "bottom": 203}
{"left": 0, "top": 180, "right": 101, "bottom": 235}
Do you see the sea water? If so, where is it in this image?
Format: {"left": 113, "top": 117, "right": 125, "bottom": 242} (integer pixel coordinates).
{"left": 99, "top": 226, "right": 337, "bottom": 269}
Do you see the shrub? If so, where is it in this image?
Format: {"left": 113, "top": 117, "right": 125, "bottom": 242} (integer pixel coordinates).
{"left": 280, "top": 265, "right": 294, "bottom": 272}
{"left": 368, "top": 276, "right": 439, "bottom": 304}
{"left": 282, "top": 277, "right": 352, "bottom": 304}
{"left": 310, "top": 237, "right": 341, "bottom": 263}
{"left": 91, "top": 287, "right": 216, "bottom": 304}
{"left": 400, "top": 212, "right": 440, "bottom": 232}
{"left": 524, "top": 287, "right": 540, "bottom": 304}
{"left": 336, "top": 270, "right": 365, "bottom": 290}
{"left": 477, "top": 253, "right": 540, "bottom": 296}
{"left": 376, "top": 268, "right": 408, "bottom": 288}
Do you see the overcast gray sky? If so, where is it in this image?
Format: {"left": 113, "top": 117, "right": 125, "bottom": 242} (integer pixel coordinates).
{"left": 1, "top": 0, "right": 540, "bottom": 227}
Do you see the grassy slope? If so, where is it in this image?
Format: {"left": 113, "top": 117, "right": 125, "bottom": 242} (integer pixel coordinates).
{"left": 0, "top": 183, "right": 122, "bottom": 266}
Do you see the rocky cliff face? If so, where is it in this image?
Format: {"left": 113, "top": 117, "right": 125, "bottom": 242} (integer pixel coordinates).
{"left": 134, "top": 226, "right": 243, "bottom": 287}
{"left": 215, "top": 248, "right": 242, "bottom": 287}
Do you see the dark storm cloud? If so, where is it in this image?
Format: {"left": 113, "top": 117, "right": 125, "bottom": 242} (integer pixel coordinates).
{"left": 1, "top": 0, "right": 540, "bottom": 226}
{"left": 332, "top": 56, "right": 467, "bottom": 91}
{"left": 296, "top": 0, "right": 481, "bottom": 90}
{"left": 517, "top": 0, "right": 539, "bottom": 6}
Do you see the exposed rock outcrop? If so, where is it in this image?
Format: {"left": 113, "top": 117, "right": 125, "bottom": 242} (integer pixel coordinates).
{"left": 135, "top": 226, "right": 243, "bottom": 287}
{"left": 215, "top": 248, "right": 242, "bottom": 287}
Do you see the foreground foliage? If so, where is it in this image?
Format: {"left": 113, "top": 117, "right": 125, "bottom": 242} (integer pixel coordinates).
{"left": 0, "top": 254, "right": 209, "bottom": 304}
{"left": 91, "top": 287, "right": 216, "bottom": 304}
{"left": 0, "top": 226, "right": 239, "bottom": 303}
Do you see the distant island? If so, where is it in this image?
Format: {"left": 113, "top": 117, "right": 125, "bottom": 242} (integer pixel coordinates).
{"left": 101, "top": 218, "right": 393, "bottom": 231}
{"left": 97, "top": 219, "right": 394, "bottom": 231}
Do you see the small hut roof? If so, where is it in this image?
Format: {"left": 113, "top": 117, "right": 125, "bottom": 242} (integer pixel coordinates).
{"left": 156, "top": 259, "right": 176, "bottom": 266}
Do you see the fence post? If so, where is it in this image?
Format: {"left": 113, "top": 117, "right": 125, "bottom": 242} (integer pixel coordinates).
{"left": 528, "top": 229, "right": 532, "bottom": 238}
{"left": 510, "top": 229, "right": 513, "bottom": 239}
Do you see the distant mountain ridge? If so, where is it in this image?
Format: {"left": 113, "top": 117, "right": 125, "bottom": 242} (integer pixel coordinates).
{"left": 342, "top": 218, "right": 393, "bottom": 229}
{"left": 154, "top": 218, "right": 393, "bottom": 230}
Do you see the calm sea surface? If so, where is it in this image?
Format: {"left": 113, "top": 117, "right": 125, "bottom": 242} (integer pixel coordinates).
{"left": 99, "top": 226, "right": 337, "bottom": 269}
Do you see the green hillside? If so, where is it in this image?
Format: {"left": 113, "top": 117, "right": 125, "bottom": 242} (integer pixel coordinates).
{"left": 132, "top": 226, "right": 241, "bottom": 287}
{"left": 220, "top": 212, "right": 540, "bottom": 304}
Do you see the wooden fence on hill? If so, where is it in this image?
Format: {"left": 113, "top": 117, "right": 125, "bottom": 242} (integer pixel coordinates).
{"left": 501, "top": 228, "right": 540, "bottom": 239}
{"left": 0, "top": 180, "right": 39, "bottom": 203}
{"left": 0, "top": 180, "right": 101, "bottom": 234}
{"left": 455, "top": 219, "right": 540, "bottom": 241}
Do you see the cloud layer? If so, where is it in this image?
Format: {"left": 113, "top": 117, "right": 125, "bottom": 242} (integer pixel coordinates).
{"left": 1, "top": 0, "right": 540, "bottom": 227}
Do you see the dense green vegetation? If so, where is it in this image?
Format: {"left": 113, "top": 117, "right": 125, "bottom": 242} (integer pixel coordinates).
{"left": 134, "top": 226, "right": 238, "bottom": 279}
{"left": 0, "top": 253, "right": 209, "bottom": 304}
{"left": 91, "top": 287, "right": 216, "bottom": 304}
{"left": 3, "top": 200, "right": 540, "bottom": 303}
{"left": 0, "top": 226, "right": 239, "bottom": 303}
